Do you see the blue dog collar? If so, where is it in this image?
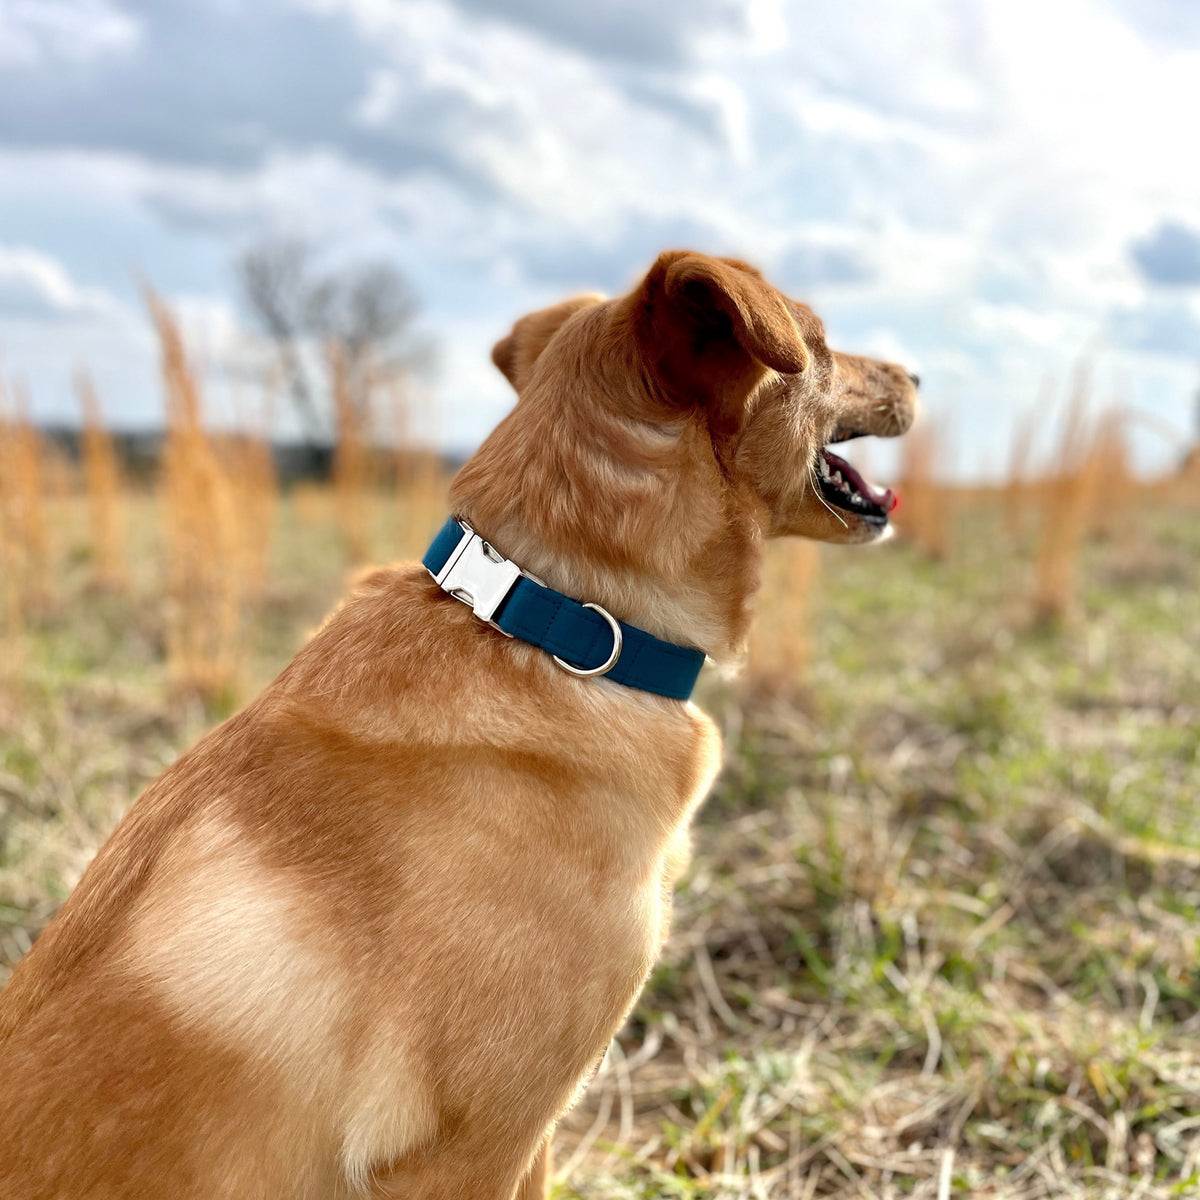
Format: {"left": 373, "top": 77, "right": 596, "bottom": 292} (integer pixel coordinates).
{"left": 422, "top": 517, "right": 706, "bottom": 701}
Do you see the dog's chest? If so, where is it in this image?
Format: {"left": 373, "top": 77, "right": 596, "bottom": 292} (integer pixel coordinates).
{"left": 543, "top": 714, "right": 722, "bottom": 1019}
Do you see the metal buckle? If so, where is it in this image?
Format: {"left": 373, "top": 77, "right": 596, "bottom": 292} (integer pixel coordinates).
{"left": 431, "top": 521, "right": 521, "bottom": 629}
{"left": 432, "top": 520, "right": 622, "bottom": 676}
{"left": 553, "top": 603, "right": 623, "bottom": 678}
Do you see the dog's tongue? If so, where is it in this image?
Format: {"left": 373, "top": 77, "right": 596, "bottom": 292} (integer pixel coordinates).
{"left": 823, "top": 449, "right": 897, "bottom": 513}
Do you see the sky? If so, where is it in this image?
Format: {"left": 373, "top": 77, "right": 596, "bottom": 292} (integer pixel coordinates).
{"left": 0, "top": 0, "right": 1198, "bottom": 479}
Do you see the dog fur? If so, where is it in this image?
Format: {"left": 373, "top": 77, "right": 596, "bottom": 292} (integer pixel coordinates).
{"left": 0, "top": 251, "right": 916, "bottom": 1200}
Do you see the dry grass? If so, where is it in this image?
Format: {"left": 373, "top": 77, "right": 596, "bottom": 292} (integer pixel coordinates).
{"left": 1004, "top": 406, "right": 1039, "bottom": 539}
{"left": 1178, "top": 446, "right": 1200, "bottom": 508}
{"left": 747, "top": 540, "right": 821, "bottom": 694}
{"left": 559, "top": 776, "right": 1200, "bottom": 1197}
{"left": 0, "top": 397, "right": 28, "bottom": 687}
{"left": 554, "top": 496, "right": 1200, "bottom": 1198}
{"left": 75, "top": 369, "right": 127, "bottom": 591}
{"left": 226, "top": 431, "right": 277, "bottom": 603}
{"left": 0, "top": 377, "right": 79, "bottom": 687}
{"left": 330, "top": 342, "right": 372, "bottom": 561}
{"left": 1032, "top": 376, "right": 1104, "bottom": 624}
{"left": 897, "top": 422, "right": 950, "bottom": 561}
{"left": 388, "top": 375, "right": 447, "bottom": 556}
{"left": 0, "top": 381, "right": 51, "bottom": 620}
{"left": 1086, "top": 410, "right": 1135, "bottom": 544}
{"left": 224, "top": 387, "right": 278, "bottom": 602}
{"left": 145, "top": 287, "right": 249, "bottom": 702}
{"left": 5, "top": 485, "right": 1196, "bottom": 1198}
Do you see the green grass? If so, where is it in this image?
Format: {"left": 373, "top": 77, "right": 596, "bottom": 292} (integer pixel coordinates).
{"left": 3, "top": 487, "right": 1200, "bottom": 1197}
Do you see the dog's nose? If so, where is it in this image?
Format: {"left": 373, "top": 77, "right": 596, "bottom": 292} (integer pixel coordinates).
{"left": 907, "top": 371, "right": 920, "bottom": 388}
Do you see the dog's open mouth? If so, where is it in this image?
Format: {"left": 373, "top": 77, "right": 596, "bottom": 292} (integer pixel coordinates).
{"left": 817, "top": 446, "right": 896, "bottom": 523}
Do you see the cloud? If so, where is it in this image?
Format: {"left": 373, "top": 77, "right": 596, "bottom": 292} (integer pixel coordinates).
{"left": 138, "top": 146, "right": 476, "bottom": 244}
{"left": 1131, "top": 221, "right": 1200, "bottom": 287}
{"left": 424, "top": 0, "right": 750, "bottom": 66}
{"left": 0, "top": 0, "right": 754, "bottom": 190}
{"left": 0, "top": 0, "right": 140, "bottom": 67}
{"left": 0, "top": 244, "right": 118, "bottom": 320}
{"left": 777, "top": 2, "right": 994, "bottom": 136}
{"left": 776, "top": 239, "right": 875, "bottom": 291}
{"left": 1108, "top": 0, "right": 1200, "bottom": 46}
{"left": 0, "top": 1, "right": 378, "bottom": 170}
{"left": 0, "top": 0, "right": 759, "bottom": 239}
{"left": 504, "top": 213, "right": 731, "bottom": 293}
{"left": 621, "top": 73, "right": 751, "bottom": 157}
{"left": 2, "top": 0, "right": 1200, "bottom": 476}
{"left": 1110, "top": 299, "right": 1200, "bottom": 358}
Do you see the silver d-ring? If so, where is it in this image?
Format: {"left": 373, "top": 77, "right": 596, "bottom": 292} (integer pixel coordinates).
{"left": 553, "top": 603, "right": 623, "bottom": 678}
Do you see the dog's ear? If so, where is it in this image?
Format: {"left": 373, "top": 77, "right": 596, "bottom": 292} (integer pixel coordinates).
{"left": 492, "top": 295, "right": 605, "bottom": 393}
{"left": 635, "top": 251, "right": 810, "bottom": 424}
{"left": 660, "top": 253, "right": 810, "bottom": 375}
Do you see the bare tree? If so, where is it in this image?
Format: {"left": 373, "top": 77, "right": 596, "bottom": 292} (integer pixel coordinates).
{"left": 236, "top": 238, "right": 429, "bottom": 445}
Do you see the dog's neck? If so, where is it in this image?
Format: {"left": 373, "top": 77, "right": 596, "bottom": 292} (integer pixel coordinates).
{"left": 448, "top": 407, "right": 768, "bottom": 667}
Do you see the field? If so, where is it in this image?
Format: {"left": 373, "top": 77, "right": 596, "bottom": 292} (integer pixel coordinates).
{"left": 2, "top": 445, "right": 1200, "bottom": 1197}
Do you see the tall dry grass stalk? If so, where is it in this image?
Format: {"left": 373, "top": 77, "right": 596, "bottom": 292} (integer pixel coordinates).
{"left": 897, "top": 422, "right": 949, "bottom": 560}
{"left": 75, "top": 369, "right": 127, "bottom": 590}
{"left": 388, "top": 375, "right": 446, "bottom": 559}
{"left": 0, "top": 394, "right": 27, "bottom": 682}
{"left": 1031, "top": 373, "right": 1104, "bottom": 623}
{"left": 291, "top": 481, "right": 330, "bottom": 529}
{"left": 0, "top": 380, "right": 51, "bottom": 620}
{"left": 329, "top": 343, "right": 371, "bottom": 561}
{"left": 1086, "top": 408, "right": 1134, "bottom": 542}
{"left": 1178, "top": 445, "right": 1200, "bottom": 507}
{"left": 746, "top": 538, "right": 821, "bottom": 693}
{"left": 398, "top": 449, "right": 447, "bottom": 560}
{"left": 388, "top": 373, "right": 412, "bottom": 490}
{"left": 234, "top": 432, "right": 276, "bottom": 600}
{"left": 225, "top": 388, "right": 277, "bottom": 601}
{"left": 145, "top": 286, "right": 246, "bottom": 701}
{"left": 1003, "top": 406, "right": 1039, "bottom": 538}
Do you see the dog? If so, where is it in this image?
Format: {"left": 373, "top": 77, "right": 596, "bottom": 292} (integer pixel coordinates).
{"left": 0, "top": 251, "right": 916, "bottom": 1199}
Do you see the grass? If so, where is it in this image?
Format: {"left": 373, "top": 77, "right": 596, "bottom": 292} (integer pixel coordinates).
{"left": 2, "top": 483, "right": 1199, "bottom": 1198}
{"left": 897, "top": 420, "right": 950, "bottom": 563}
{"left": 76, "top": 369, "right": 128, "bottom": 592}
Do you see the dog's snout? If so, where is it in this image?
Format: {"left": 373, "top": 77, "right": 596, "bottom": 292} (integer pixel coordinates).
{"left": 906, "top": 371, "right": 920, "bottom": 389}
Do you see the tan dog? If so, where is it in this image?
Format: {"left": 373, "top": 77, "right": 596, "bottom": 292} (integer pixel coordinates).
{"left": 0, "top": 251, "right": 916, "bottom": 1200}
